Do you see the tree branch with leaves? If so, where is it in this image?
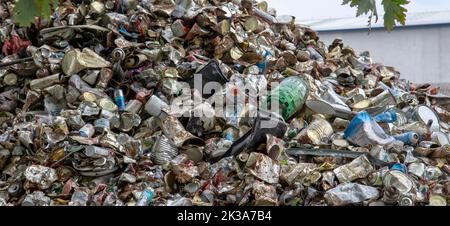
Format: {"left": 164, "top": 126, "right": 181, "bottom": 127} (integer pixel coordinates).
{"left": 342, "top": 0, "right": 410, "bottom": 31}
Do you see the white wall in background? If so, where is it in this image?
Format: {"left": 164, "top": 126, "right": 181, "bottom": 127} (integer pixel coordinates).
{"left": 317, "top": 25, "right": 450, "bottom": 84}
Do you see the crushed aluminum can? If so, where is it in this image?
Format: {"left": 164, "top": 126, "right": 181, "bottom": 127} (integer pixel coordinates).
{"left": 144, "top": 95, "right": 169, "bottom": 120}
{"left": 124, "top": 99, "right": 143, "bottom": 114}
{"left": 84, "top": 146, "right": 110, "bottom": 158}
{"left": 344, "top": 111, "right": 395, "bottom": 147}
{"left": 415, "top": 105, "right": 440, "bottom": 132}
{"left": 172, "top": 162, "right": 200, "bottom": 184}
{"left": 3, "top": 72, "right": 18, "bottom": 86}
{"left": 431, "top": 131, "right": 449, "bottom": 146}
{"left": 24, "top": 165, "right": 58, "bottom": 189}
{"left": 331, "top": 139, "right": 349, "bottom": 150}
{"left": 30, "top": 74, "right": 61, "bottom": 91}
{"left": 69, "top": 189, "right": 90, "bottom": 206}
{"left": 424, "top": 166, "right": 443, "bottom": 181}
{"left": 383, "top": 170, "right": 413, "bottom": 195}
{"left": 171, "top": 19, "right": 188, "bottom": 37}
{"left": 160, "top": 115, "right": 204, "bottom": 148}
{"left": 324, "top": 183, "right": 379, "bottom": 206}
{"left": 333, "top": 155, "right": 374, "bottom": 183}
{"left": 22, "top": 191, "right": 51, "bottom": 206}
{"left": 1, "top": 0, "right": 450, "bottom": 207}
{"left": 98, "top": 98, "right": 118, "bottom": 112}
{"left": 393, "top": 132, "right": 419, "bottom": 146}
{"left": 265, "top": 134, "right": 285, "bottom": 160}
{"left": 252, "top": 181, "right": 278, "bottom": 206}
{"left": 61, "top": 48, "right": 111, "bottom": 76}
{"left": 245, "top": 152, "right": 280, "bottom": 184}
{"left": 7, "top": 182, "right": 23, "bottom": 197}
{"left": 96, "top": 68, "right": 113, "bottom": 89}
{"left": 94, "top": 118, "right": 110, "bottom": 133}
{"left": 151, "top": 135, "right": 178, "bottom": 166}
{"left": 408, "top": 162, "right": 425, "bottom": 179}
{"left": 79, "top": 123, "right": 95, "bottom": 138}
{"left": 135, "top": 188, "right": 154, "bottom": 206}
{"left": 368, "top": 167, "right": 389, "bottom": 186}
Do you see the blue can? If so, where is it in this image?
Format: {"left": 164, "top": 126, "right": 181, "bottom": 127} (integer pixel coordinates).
{"left": 136, "top": 188, "right": 154, "bottom": 206}
{"left": 390, "top": 163, "right": 408, "bottom": 173}
{"left": 256, "top": 49, "right": 272, "bottom": 73}
{"left": 393, "top": 132, "right": 419, "bottom": 145}
{"left": 114, "top": 89, "right": 126, "bottom": 111}
{"left": 374, "top": 109, "right": 397, "bottom": 123}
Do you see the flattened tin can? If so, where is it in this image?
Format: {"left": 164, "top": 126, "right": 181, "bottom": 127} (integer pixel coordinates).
{"left": 383, "top": 170, "right": 413, "bottom": 195}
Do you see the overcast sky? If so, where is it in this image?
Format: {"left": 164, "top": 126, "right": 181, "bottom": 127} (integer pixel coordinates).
{"left": 265, "top": 0, "right": 450, "bottom": 21}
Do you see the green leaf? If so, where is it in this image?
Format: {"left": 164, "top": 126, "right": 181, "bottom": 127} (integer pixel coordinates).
{"left": 382, "top": 0, "right": 409, "bottom": 31}
{"left": 36, "top": 0, "right": 52, "bottom": 19}
{"left": 12, "top": 0, "right": 56, "bottom": 27}
{"left": 342, "top": 0, "right": 377, "bottom": 17}
{"left": 13, "top": 0, "right": 40, "bottom": 27}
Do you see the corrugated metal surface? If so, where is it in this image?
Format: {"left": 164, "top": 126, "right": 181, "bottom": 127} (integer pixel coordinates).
{"left": 301, "top": 11, "right": 450, "bottom": 31}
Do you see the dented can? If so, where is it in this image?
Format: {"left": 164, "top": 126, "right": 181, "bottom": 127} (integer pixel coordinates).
{"left": 96, "top": 68, "right": 113, "bottom": 89}
{"left": 296, "top": 117, "right": 333, "bottom": 145}
{"left": 333, "top": 155, "right": 374, "bottom": 183}
{"left": 124, "top": 99, "right": 143, "bottom": 114}
{"left": 383, "top": 170, "right": 413, "bottom": 195}
{"left": 84, "top": 146, "right": 110, "bottom": 158}
{"left": 393, "top": 132, "right": 419, "bottom": 146}
{"left": 94, "top": 118, "right": 110, "bottom": 133}
{"left": 79, "top": 124, "right": 95, "bottom": 138}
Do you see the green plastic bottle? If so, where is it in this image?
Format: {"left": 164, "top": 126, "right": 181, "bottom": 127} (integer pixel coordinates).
{"left": 266, "top": 76, "right": 309, "bottom": 120}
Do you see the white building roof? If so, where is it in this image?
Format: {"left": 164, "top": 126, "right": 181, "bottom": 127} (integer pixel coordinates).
{"left": 300, "top": 10, "right": 450, "bottom": 31}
